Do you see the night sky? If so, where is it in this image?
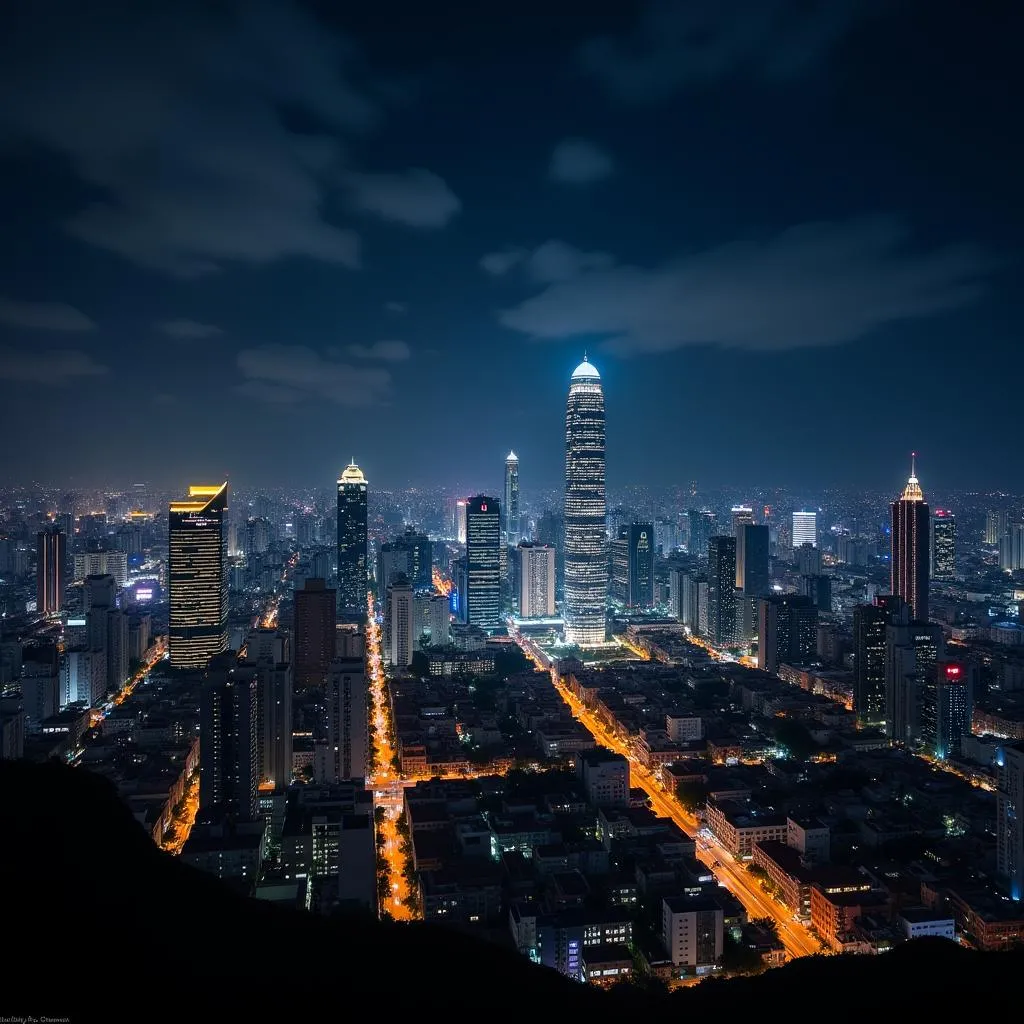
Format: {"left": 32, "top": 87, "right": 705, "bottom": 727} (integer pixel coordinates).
{"left": 0, "top": 0, "right": 1020, "bottom": 493}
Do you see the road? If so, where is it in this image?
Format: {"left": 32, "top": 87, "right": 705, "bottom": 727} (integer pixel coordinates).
{"left": 366, "top": 592, "right": 417, "bottom": 921}
{"left": 160, "top": 771, "right": 199, "bottom": 856}
{"left": 549, "top": 674, "right": 821, "bottom": 960}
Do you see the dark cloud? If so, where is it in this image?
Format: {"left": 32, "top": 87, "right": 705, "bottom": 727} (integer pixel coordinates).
{"left": 346, "top": 340, "right": 411, "bottom": 362}
{"left": 579, "top": 0, "right": 873, "bottom": 102}
{"left": 384, "top": 301, "right": 407, "bottom": 314}
{"left": 481, "top": 240, "right": 615, "bottom": 284}
{"left": 236, "top": 344, "right": 392, "bottom": 405}
{"left": 549, "top": 138, "right": 614, "bottom": 184}
{"left": 0, "top": 297, "right": 95, "bottom": 332}
{"left": 0, "top": 1, "right": 389, "bottom": 275}
{"left": 343, "top": 169, "right": 461, "bottom": 228}
{"left": 155, "top": 319, "right": 223, "bottom": 340}
{"left": 0, "top": 346, "right": 107, "bottom": 383}
{"left": 499, "top": 217, "right": 994, "bottom": 354}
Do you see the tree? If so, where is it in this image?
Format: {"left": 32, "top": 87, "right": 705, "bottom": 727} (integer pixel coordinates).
{"left": 769, "top": 718, "right": 818, "bottom": 760}
{"left": 721, "top": 933, "right": 765, "bottom": 976}
{"left": 676, "top": 780, "right": 709, "bottom": 812}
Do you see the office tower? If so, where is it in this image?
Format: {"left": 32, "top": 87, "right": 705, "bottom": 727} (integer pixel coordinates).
{"left": 200, "top": 657, "right": 259, "bottom": 819}
{"left": 169, "top": 483, "right": 229, "bottom": 670}
{"left": 891, "top": 455, "right": 930, "bottom": 623}
{"left": 731, "top": 506, "right": 754, "bottom": 537}
{"left": 675, "top": 572, "right": 704, "bottom": 632}
{"left": 536, "top": 510, "right": 565, "bottom": 596}
{"left": 504, "top": 451, "right": 520, "bottom": 546}
{"left": 59, "top": 649, "right": 104, "bottom": 707}
{"left": 1000, "top": 524, "right": 1024, "bottom": 572}
{"left": 696, "top": 580, "right": 709, "bottom": 637}
{"left": 244, "top": 516, "right": 273, "bottom": 555}
{"left": 337, "top": 461, "right": 369, "bottom": 619}
{"left": 929, "top": 510, "right": 956, "bottom": 580}
{"left": 73, "top": 548, "right": 128, "bottom": 586}
{"left": 758, "top": 594, "right": 818, "bottom": 675}
{"left": 668, "top": 568, "right": 683, "bottom": 621}
{"left": 795, "top": 542, "right": 822, "bottom": 577}
{"left": 518, "top": 542, "right": 556, "bottom": 618}
{"left": 465, "top": 495, "right": 501, "bottom": 630}
{"left": 243, "top": 631, "right": 293, "bottom": 789}
{"left": 735, "top": 524, "right": 769, "bottom": 595}
{"left": 294, "top": 578, "right": 337, "bottom": 690}
{"left": 609, "top": 530, "right": 629, "bottom": 604}
{"left": 324, "top": 654, "right": 368, "bottom": 782}
{"left": 81, "top": 573, "right": 127, "bottom": 696}
{"left": 885, "top": 603, "right": 944, "bottom": 745}
{"left": 919, "top": 661, "right": 974, "bottom": 761}
{"left": 997, "top": 743, "right": 1024, "bottom": 901}
{"left": 415, "top": 592, "right": 451, "bottom": 648}
{"left": 986, "top": 510, "right": 1010, "bottom": 547}
{"left": 36, "top": 527, "right": 65, "bottom": 616}
{"left": 563, "top": 357, "right": 607, "bottom": 646}
{"left": 688, "top": 510, "right": 716, "bottom": 559}
{"left": 706, "top": 536, "right": 737, "bottom": 646}
{"left": 384, "top": 574, "right": 415, "bottom": 667}
{"left": 455, "top": 500, "right": 468, "bottom": 544}
{"left": 21, "top": 643, "right": 59, "bottom": 732}
{"left": 792, "top": 510, "right": 818, "bottom": 548}
{"left": 377, "top": 540, "right": 411, "bottom": 596}
{"left": 627, "top": 524, "right": 654, "bottom": 609}
{"left": 800, "top": 574, "right": 832, "bottom": 613}
{"left": 852, "top": 595, "right": 903, "bottom": 726}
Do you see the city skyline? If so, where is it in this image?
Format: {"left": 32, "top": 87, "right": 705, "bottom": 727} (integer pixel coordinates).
{"left": 0, "top": 0, "right": 1021, "bottom": 490}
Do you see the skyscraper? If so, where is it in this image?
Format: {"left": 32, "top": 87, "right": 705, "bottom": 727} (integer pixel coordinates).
{"left": 337, "top": 461, "right": 368, "bottom": 619}
{"left": 199, "top": 655, "right": 259, "bottom": 819}
{"left": 731, "top": 506, "right": 754, "bottom": 537}
{"left": 930, "top": 510, "right": 956, "bottom": 580}
{"left": 986, "top": 510, "right": 1010, "bottom": 547}
{"left": 242, "top": 629, "right": 293, "bottom": 790}
{"left": 518, "top": 542, "right": 556, "bottom": 618}
{"left": 792, "top": 510, "right": 818, "bottom": 548}
{"left": 735, "top": 524, "right": 769, "bottom": 595}
{"left": 169, "top": 483, "right": 228, "bottom": 669}
{"left": 1000, "top": 524, "right": 1024, "bottom": 572}
{"left": 627, "top": 523, "right": 654, "bottom": 609}
{"left": 465, "top": 496, "right": 501, "bottom": 630}
{"left": 920, "top": 661, "right": 973, "bottom": 761}
{"left": 384, "top": 574, "right": 415, "bottom": 667}
{"left": 563, "top": 357, "right": 607, "bottom": 646}
{"left": 891, "top": 454, "right": 930, "bottom": 623}
{"left": 36, "top": 527, "right": 65, "bottom": 616}
{"left": 707, "top": 536, "right": 737, "bottom": 646}
{"left": 852, "top": 595, "right": 904, "bottom": 726}
{"left": 504, "top": 451, "right": 520, "bottom": 546}
{"left": 455, "top": 500, "right": 468, "bottom": 545}
{"left": 885, "top": 604, "right": 944, "bottom": 745}
{"left": 294, "top": 578, "right": 337, "bottom": 690}
{"left": 758, "top": 594, "right": 818, "bottom": 675}
{"left": 997, "top": 742, "right": 1024, "bottom": 902}
{"left": 324, "top": 653, "right": 368, "bottom": 782}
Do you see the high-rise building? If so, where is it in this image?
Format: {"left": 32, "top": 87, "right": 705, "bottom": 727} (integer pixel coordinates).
{"left": 731, "top": 506, "right": 754, "bottom": 537}
{"left": 455, "top": 500, "right": 468, "bottom": 545}
{"left": 795, "top": 543, "right": 822, "bottom": 576}
{"left": 885, "top": 605, "right": 944, "bottom": 745}
{"left": 384, "top": 574, "right": 415, "bottom": 667}
{"left": 169, "top": 483, "right": 228, "bottom": 670}
{"left": 758, "top": 594, "right": 817, "bottom": 675}
{"left": 536, "top": 510, "right": 565, "bottom": 597}
{"left": 243, "top": 630, "right": 293, "bottom": 789}
{"left": 609, "top": 530, "right": 629, "bottom": 605}
{"left": 735, "top": 524, "right": 769, "bottom": 596}
{"left": 563, "top": 357, "right": 607, "bottom": 646}
{"left": 986, "top": 510, "right": 1010, "bottom": 547}
{"left": 324, "top": 654, "right": 368, "bottom": 782}
{"left": 294, "top": 578, "right": 337, "bottom": 690}
{"left": 687, "top": 510, "right": 717, "bottom": 559}
{"left": 73, "top": 548, "right": 128, "bottom": 586}
{"left": 920, "top": 661, "right": 973, "bottom": 761}
{"left": 36, "top": 527, "right": 65, "bottom": 616}
{"left": 792, "top": 510, "right": 818, "bottom": 548}
{"left": 799, "top": 574, "right": 832, "bottom": 614}
{"left": 518, "top": 542, "right": 556, "bottom": 618}
{"left": 627, "top": 524, "right": 654, "bottom": 609}
{"left": 465, "top": 495, "right": 501, "bottom": 630}
{"left": 336, "top": 461, "right": 369, "bottom": 619}
{"left": 377, "top": 540, "right": 411, "bottom": 596}
{"left": 415, "top": 592, "right": 451, "bottom": 648}
{"left": 1000, "top": 524, "right": 1024, "bottom": 572}
{"left": 997, "top": 742, "right": 1024, "bottom": 902}
{"left": 852, "top": 595, "right": 905, "bottom": 726}
{"left": 504, "top": 451, "right": 520, "bottom": 547}
{"left": 891, "top": 455, "right": 930, "bottom": 623}
{"left": 929, "top": 510, "right": 956, "bottom": 580}
{"left": 200, "top": 655, "right": 259, "bottom": 819}
{"left": 707, "top": 536, "right": 737, "bottom": 646}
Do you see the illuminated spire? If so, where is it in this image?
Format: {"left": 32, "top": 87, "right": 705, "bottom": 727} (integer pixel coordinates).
{"left": 339, "top": 460, "right": 366, "bottom": 485}
{"left": 901, "top": 451, "right": 924, "bottom": 502}
{"left": 571, "top": 353, "right": 600, "bottom": 380}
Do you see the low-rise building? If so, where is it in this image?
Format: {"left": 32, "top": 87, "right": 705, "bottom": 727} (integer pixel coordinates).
{"left": 705, "top": 799, "right": 788, "bottom": 859}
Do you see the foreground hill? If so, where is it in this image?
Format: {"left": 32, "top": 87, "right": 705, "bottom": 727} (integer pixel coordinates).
{"left": 2, "top": 760, "right": 1018, "bottom": 1019}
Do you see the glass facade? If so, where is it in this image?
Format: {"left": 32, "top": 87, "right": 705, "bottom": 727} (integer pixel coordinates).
{"left": 564, "top": 359, "right": 607, "bottom": 646}
{"left": 337, "top": 461, "right": 368, "bottom": 618}
{"left": 169, "top": 483, "right": 228, "bottom": 669}
{"left": 466, "top": 495, "right": 501, "bottom": 629}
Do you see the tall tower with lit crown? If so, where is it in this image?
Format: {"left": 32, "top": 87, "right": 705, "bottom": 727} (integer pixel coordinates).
{"left": 503, "top": 451, "right": 520, "bottom": 547}
{"left": 337, "top": 460, "right": 368, "bottom": 619}
{"left": 891, "top": 453, "right": 930, "bottom": 623}
{"left": 563, "top": 355, "right": 607, "bottom": 646}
